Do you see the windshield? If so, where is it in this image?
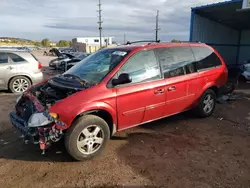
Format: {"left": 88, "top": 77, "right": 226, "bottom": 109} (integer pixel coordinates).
{"left": 64, "top": 48, "right": 130, "bottom": 85}
{"left": 78, "top": 54, "right": 88, "bottom": 60}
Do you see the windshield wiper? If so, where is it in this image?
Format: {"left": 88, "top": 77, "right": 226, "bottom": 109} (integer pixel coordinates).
{"left": 63, "top": 74, "right": 88, "bottom": 86}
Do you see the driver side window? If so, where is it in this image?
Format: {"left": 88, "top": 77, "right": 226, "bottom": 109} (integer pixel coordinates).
{"left": 118, "top": 50, "right": 161, "bottom": 84}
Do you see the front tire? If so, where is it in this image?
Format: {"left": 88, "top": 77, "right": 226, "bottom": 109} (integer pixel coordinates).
{"left": 9, "top": 76, "right": 31, "bottom": 93}
{"left": 196, "top": 89, "right": 216, "bottom": 118}
{"left": 64, "top": 115, "right": 110, "bottom": 161}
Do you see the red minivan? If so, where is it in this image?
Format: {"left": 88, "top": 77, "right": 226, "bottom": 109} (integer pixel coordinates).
{"left": 10, "top": 42, "right": 228, "bottom": 160}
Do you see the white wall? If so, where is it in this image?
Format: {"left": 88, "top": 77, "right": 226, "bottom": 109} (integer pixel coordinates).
{"left": 76, "top": 37, "right": 113, "bottom": 46}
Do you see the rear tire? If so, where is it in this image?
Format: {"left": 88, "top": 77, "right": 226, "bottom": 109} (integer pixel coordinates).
{"left": 64, "top": 115, "right": 110, "bottom": 161}
{"left": 9, "top": 76, "right": 31, "bottom": 93}
{"left": 196, "top": 89, "right": 216, "bottom": 118}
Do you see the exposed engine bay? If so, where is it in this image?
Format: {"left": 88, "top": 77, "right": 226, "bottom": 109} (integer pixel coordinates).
{"left": 33, "top": 80, "right": 78, "bottom": 107}
{"left": 10, "top": 75, "right": 85, "bottom": 154}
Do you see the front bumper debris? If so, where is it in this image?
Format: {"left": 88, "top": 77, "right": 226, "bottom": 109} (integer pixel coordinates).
{"left": 10, "top": 111, "right": 64, "bottom": 154}
{"left": 10, "top": 112, "right": 29, "bottom": 135}
{"left": 10, "top": 93, "right": 65, "bottom": 154}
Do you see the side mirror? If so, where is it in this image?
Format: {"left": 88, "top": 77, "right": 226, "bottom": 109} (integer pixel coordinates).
{"left": 112, "top": 73, "right": 132, "bottom": 86}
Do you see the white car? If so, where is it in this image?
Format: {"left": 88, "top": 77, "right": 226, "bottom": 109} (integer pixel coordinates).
{"left": 242, "top": 63, "right": 250, "bottom": 81}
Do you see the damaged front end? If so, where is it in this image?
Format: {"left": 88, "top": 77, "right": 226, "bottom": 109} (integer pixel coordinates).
{"left": 10, "top": 92, "right": 65, "bottom": 154}
{"left": 9, "top": 76, "right": 84, "bottom": 154}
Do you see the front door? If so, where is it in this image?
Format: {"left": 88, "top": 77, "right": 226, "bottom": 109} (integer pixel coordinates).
{"left": 115, "top": 50, "right": 166, "bottom": 130}
{"left": 0, "top": 52, "right": 16, "bottom": 89}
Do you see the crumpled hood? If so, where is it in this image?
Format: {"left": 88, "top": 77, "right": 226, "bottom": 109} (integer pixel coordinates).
{"left": 48, "top": 84, "right": 110, "bottom": 128}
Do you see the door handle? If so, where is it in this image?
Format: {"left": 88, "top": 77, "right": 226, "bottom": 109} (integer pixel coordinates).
{"left": 7, "top": 66, "right": 14, "bottom": 70}
{"left": 168, "top": 86, "right": 176, "bottom": 91}
{"left": 154, "top": 88, "right": 165, "bottom": 95}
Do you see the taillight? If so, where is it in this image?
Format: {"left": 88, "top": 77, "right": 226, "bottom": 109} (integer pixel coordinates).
{"left": 38, "top": 63, "right": 42, "bottom": 69}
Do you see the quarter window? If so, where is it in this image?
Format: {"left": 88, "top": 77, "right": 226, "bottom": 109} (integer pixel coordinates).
{"left": 0, "top": 53, "right": 8, "bottom": 64}
{"left": 7, "top": 53, "right": 25, "bottom": 62}
{"left": 155, "top": 47, "right": 196, "bottom": 78}
{"left": 191, "top": 47, "right": 222, "bottom": 70}
{"left": 118, "top": 50, "right": 161, "bottom": 84}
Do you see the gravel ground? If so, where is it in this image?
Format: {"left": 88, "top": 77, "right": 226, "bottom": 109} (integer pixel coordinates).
{"left": 0, "top": 51, "right": 250, "bottom": 188}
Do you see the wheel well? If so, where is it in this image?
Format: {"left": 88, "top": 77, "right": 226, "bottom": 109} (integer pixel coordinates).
{"left": 8, "top": 75, "right": 32, "bottom": 89}
{"left": 75, "top": 110, "right": 114, "bottom": 136}
{"left": 208, "top": 86, "right": 218, "bottom": 96}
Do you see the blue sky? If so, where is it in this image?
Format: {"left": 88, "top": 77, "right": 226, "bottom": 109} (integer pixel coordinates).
{"left": 0, "top": 0, "right": 224, "bottom": 42}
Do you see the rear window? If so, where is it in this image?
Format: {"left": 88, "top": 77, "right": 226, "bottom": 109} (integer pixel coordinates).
{"left": 155, "top": 46, "right": 196, "bottom": 78}
{"left": 191, "top": 47, "right": 222, "bottom": 70}
{"left": 7, "top": 53, "right": 25, "bottom": 62}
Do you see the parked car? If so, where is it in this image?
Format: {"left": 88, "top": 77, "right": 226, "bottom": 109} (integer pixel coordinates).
{"left": 10, "top": 42, "right": 228, "bottom": 160}
{"left": 227, "top": 60, "right": 250, "bottom": 82}
{"left": 241, "top": 61, "right": 250, "bottom": 81}
{"left": 62, "top": 53, "right": 91, "bottom": 71}
{"left": 0, "top": 50, "right": 43, "bottom": 93}
{"left": 49, "top": 53, "right": 75, "bottom": 69}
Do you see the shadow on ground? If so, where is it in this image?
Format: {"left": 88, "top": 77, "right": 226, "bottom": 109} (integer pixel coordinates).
{"left": 114, "top": 100, "right": 250, "bottom": 187}
{"left": 237, "top": 80, "right": 250, "bottom": 90}
{"left": 0, "top": 129, "right": 74, "bottom": 162}
{"left": 0, "top": 113, "right": 192, "bottom": 163}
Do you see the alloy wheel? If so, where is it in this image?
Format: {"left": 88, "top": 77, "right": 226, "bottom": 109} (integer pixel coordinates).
{"left": 13, "top": 78, "right": 29, "bottom": 93}
{"left": 77, "top": 125, "right": 104, "bottom": 155}
{"left": 203, "top": 94, "right": 214, "bottom": 114}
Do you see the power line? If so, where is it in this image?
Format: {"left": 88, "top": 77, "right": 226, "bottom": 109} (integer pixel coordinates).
{"left": 97, "top": 0, "right": 103, "bottom": 48}
{"left": 155, "top": 10, "right": 160, "bottom": 41}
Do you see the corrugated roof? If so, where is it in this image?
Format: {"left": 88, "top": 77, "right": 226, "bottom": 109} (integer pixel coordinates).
{"left": 191, "top": 0, "right": 250, "bottom": 30}
{"left": 192, "top": 0, "right": 242, "bottom": 10}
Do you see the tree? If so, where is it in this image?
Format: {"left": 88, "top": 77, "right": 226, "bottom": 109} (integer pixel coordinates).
{"left": 41, "top": 38, "right": 50, "bottom": 47}
{"left": 32, "top": 41, "right": 41, "bottom": 46}
{"left": 171, "top": 39, "right": 181, "bottom": 43}
{"left": 68, "top": 40, "right": 72, "bottom": 47}
{"left": 57, "top": 40, "right": 70, "bottom": 47}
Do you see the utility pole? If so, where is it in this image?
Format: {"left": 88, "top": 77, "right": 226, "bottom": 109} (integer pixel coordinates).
{"left": 97, "top": 0, "right": 103, "bottom": 48}
{"left": 123, "top": 33, "right": 126, "bottom": 44}
{"left": 155, "top": 10, "right": 160, "bottom": 41}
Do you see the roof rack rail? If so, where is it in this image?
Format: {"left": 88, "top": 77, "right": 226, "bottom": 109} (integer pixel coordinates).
{"left": 126, "top": 40, "right": 160, "bottom": 45}
{"left": 179, "top": 41, "right": 202, "bottom": 43}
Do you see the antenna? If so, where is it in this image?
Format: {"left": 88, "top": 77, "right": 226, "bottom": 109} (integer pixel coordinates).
{"left": 155, "top": 10, "right": 160, "bottom": 41}
{"left": 97, "top": 0, "right": 103, "bottom": 48}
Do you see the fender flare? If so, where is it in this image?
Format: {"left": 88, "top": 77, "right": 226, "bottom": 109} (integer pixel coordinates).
{"left": 201, "top": 82, "right": 218, "bottom": 95}
{"left": 64, "top": 102, "right": 117, "bottom": 134}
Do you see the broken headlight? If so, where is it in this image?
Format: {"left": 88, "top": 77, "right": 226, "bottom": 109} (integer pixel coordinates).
{"left": 28, "top": 113, "right": 52, "bottom": 127}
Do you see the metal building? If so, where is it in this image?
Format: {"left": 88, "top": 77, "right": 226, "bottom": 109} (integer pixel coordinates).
{"left": 190, "top": 0, "right": 250, "bottom": 65}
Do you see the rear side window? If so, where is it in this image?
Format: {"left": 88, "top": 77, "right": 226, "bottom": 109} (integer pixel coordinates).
{"left": 155, "top": 47, "right": 196, "bottom": 78}
{"left": 0, "top": 53, "right": 8, "bottom": 64}
{"left": 118, "top": 50, "right": 161, "bottom": 84}
{"left": 191, "top": 47, "right": 222, "bottom": 70}
{"left": 7, "top": 53, "right": 25, "bottom": 62}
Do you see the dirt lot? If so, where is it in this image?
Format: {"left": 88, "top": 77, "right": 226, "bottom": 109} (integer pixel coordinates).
{"left": 0, "top": 52, "right": 250, "bottom": 188}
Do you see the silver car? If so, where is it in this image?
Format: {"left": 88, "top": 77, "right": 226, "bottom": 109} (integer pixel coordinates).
{"left": 0, "top": 50, "right": 44, "bottom": 93}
